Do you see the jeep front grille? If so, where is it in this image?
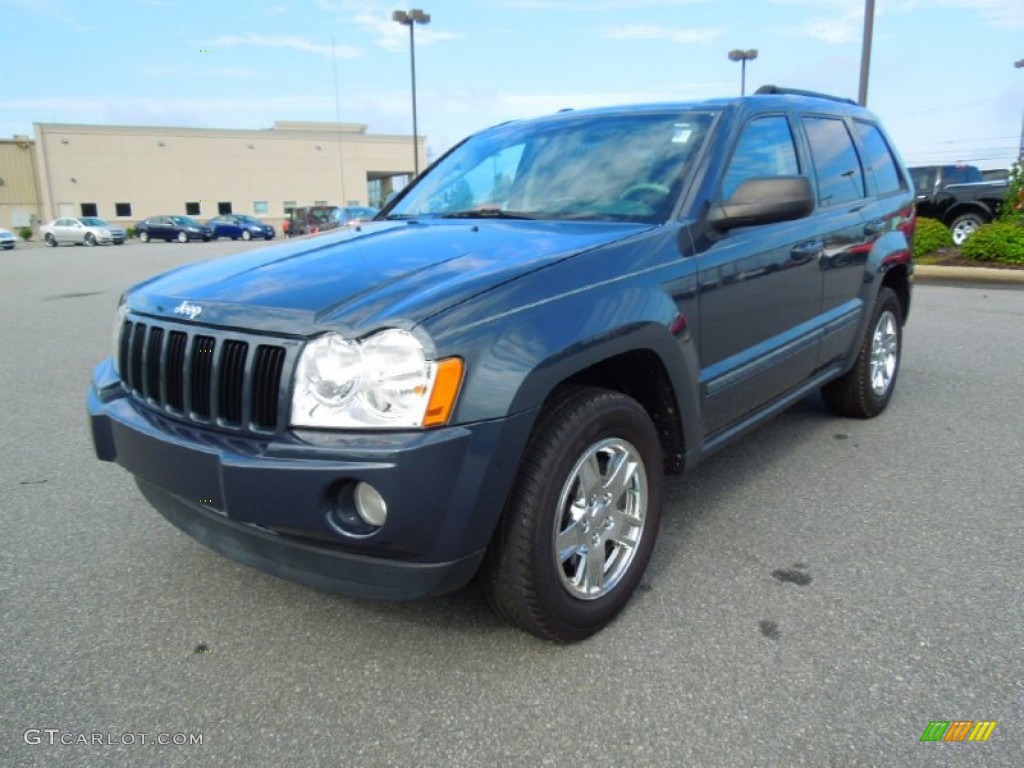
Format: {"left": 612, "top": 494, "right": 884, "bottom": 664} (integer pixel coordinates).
{"left": 118, "top": 317, "right": 292, "bottom": 433}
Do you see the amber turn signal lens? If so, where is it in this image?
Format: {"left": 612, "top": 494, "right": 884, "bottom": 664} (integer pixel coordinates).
{"left": 423, "top": 358, "right": 464, "bottom": 427}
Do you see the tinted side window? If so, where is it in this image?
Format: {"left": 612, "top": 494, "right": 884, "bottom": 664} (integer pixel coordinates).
{"left": 943, "top": 166, "right": 982, "bottom": 185}
{"left": 802, "top": 116, "right": 865, "bottom": 206}
{"left": 721, "top": 116, "right": 800, "bottom": 200}
{"left": 854, "top": 122, "right": 905, "bottom": 196}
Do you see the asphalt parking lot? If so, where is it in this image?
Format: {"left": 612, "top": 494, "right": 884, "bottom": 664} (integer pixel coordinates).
{"left": 2, "top": 239, "right": 1022, "bottom": 767}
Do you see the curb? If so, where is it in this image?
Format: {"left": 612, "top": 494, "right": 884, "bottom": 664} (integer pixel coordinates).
{"left": 915, "top": 265, "right": 1024, "bottom": 285}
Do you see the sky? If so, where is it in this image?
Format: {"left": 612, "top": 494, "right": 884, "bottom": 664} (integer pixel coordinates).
{"left": 2, "top": 0, "right": 1023, "bottom": 170}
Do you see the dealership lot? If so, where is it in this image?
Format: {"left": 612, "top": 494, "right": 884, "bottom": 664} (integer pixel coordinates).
{"left": 2, "top": 241, "right": 1021, "bottom": 766}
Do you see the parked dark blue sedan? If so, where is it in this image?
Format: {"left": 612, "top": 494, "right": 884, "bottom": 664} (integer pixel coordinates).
{"left": 207, "top": 215, "right": 276, "bottom": 241}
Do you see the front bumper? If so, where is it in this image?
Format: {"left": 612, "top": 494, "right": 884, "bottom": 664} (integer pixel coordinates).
{"left": 87, "top": 361, "right": 535, "bottom": 600}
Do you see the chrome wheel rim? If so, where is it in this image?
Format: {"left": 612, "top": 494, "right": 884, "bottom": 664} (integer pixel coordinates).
{"left": 870, "top": 309, "right": 898, "bottom": 397}
{"left": 552, "top": 437, "right": 647, "bottom": 600}
{"left": 952, "top": 219, "right": 978, "bottom": 245}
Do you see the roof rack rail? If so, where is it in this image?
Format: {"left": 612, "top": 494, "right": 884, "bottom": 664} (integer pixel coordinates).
{"left": 753, "top": 85, "right": 858, "bottom": 106}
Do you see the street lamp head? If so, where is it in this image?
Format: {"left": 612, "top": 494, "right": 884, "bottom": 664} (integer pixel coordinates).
{"left": 393, "top": 8, "right": 430, "bottom": 25}
{"left": 1015, "top": 59, "right": 1024, "bottom": 69}
{"left": 728, "top": 49, "right": 758, "bottom": 62}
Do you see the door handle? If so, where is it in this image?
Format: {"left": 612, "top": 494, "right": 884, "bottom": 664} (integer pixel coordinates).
{"left": 790, "top": 241, "right": 823, "bottom": 263}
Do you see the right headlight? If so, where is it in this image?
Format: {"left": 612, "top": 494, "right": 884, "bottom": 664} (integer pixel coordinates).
{"left": 290, "top": 329, "right": 464, "bottom": 429}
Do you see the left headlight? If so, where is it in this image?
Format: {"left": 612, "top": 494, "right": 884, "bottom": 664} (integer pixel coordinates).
{"left": 290, "top": 329, "right": 464, "bottom": 429}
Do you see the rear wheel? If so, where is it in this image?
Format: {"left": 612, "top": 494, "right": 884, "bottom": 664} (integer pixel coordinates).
{"left": 482, "top": 387, "right": 663, "bottom": 642}
{"left": 822, "top": 287, "right": 902, "bottom": 418}
{"left": 950, "top": 212, "right": 985, "bottom": 246}
{"left": 45, "top": 233, "right": 57, "bottom": 247}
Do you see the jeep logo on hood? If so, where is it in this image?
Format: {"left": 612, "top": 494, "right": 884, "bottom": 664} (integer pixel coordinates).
{"left": 172, "top": 300, "right": 203, "bottom": 320}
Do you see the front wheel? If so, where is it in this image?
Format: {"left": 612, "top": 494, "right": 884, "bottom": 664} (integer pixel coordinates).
{"left": 45, "top": 233, "right": 57, "bottom": 247}
{"left": 950, "top": 212, "right": 985, "bottom": 246}
{"left": 177, "top": 231, "right": 188, "bottom": 243}
{"left": 241, "top": 230, "right": 252, "bottom": 241}
{"left": 822, "top": 286, "right": 902, "bottom": 418}
{"left": 482, "top": 386, "right": 663, "bottom": 642}
{"left": 83, "top": 233, "right": 96, "bottom": 247}
{"left": 139, "top": 231, "right": 150, "bottom": 243}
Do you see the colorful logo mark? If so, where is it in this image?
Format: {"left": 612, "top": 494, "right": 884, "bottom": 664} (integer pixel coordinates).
{"left": 920, "top": 721, "right": 997, "bottom": 742}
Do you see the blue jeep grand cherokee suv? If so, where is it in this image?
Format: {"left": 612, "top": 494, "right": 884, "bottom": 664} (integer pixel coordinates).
{"left": 89, "top": 87, "right": 915, "bottom": 641}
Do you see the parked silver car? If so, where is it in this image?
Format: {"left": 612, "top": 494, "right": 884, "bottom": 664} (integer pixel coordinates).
{"left": 40, "top": 217, "right": 126, "bottom": 246}
{"left": 0, "top": 227, "right": 16, "bottom": 250}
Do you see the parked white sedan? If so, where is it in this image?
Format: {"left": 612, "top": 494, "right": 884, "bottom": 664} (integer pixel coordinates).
{"left": 0, "top": 227, "right": 16, "bottom": 250}
{"left": 40, "top": 217, "right": 126, "bottom": 246}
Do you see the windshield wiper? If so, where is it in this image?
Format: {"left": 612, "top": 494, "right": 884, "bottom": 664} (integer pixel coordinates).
{"left": 440, "top": 209, "right": 539, "bottom": 220}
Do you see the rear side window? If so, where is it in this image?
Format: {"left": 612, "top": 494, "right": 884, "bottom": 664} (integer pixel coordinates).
{"left": 721, "top": 116, "right": 800, "bottom": 201}
{"left": 854, "top": 121, "right": 905, "bottom": 196}
{"left": 802, "top": 116, "right": 865, "bottom": 207}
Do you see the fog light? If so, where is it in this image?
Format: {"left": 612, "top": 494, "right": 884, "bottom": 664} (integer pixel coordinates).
{"left": 354, "top": 482, "right": 387, "bottom": 527}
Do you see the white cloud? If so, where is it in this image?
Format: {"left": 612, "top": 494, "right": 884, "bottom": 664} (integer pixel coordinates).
{"left": 795, "top": 9, "right": 863, "bottom": 44}
{"left": 775, "top": 0, "right": 1024, "bottom": 35}
{"left": 495, "top": 0, "right": 705, "bottom": 8}
{"left": 603, "top": 24, "right": 722, "bottom": 44}
{"left": 314, "top": 1, "right": 462, "bottom": 51}
{"left": 351, "top": 11, "right": 463, "bottom": 53}
{"left": 208, "top": 34, "right": 361, "bottom": 59}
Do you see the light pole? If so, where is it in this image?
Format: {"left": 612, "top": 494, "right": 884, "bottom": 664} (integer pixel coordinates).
{"left": 393, "top": 8, "right": 430, "bottom": 177}
{"left": 858, "top": 0, "right": 876, "bottom": 106}
{"left": 1016, "top": 59, "right": 1024, "bottom": 162}
{"left": 728, "top": 49, "right": 758, "bottom": 96}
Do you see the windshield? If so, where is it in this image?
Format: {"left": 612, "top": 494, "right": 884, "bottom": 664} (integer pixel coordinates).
{"left": 81, "top": 217, "right": 108, "bottom": 226}
{"left": 388, "top": 110, "right": 716, "bottom": 223}
{"left": 172, "top": 216, "right": 200, "bottom": 226}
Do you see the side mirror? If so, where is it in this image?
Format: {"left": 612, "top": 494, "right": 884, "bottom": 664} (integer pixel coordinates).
{"left": 708, "top": 176, "right": 814, "bottom": 231}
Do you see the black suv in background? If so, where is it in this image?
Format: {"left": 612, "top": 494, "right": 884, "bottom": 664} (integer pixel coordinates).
{"left": 908, "top": 163, "right": 1008, "bottom": 244}
{"left": 90, "top": 87, "right": 915, "bottom": 641}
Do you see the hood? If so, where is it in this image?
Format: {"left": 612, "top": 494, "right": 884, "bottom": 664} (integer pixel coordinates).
{"left": 126, "top": 219, "right": 651, "bottom": 335}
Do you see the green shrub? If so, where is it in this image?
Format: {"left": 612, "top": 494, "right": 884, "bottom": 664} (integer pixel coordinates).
{"left": 959, "top": 221, "right": 1024, "bottom": 264}
{"left": 913, "top": 217, "right": 951, "bottom": 258}
{"left": 17, "top": 227, "right": 32, "bottom": 241}
{"left": 999, "top": 162, "right": 1023, "bottom": 226}
{"left": 126, "top": 226, "right": 136, "bottom": 239}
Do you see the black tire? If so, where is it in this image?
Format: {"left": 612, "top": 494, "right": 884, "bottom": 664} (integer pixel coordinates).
{"left": 822, "top": 287, "right": 902, "bottom": 418}
{"left": 139, "top": 231, "right": 150, "bottom": 243}
{"left": 83, "top": 233, "right": 96, "bottom": 247}
{"left": 241, "top": 230, "right": 252, "bottom": 241}
{"left": 950, "top": 212, "right": 985, "bottom": 246}
{"left": 481, "top": 386, "right": 663, "bottom": 642}
{"left": 45, "top": 233, "right": 57, "bottom": 247}
{"left": 177, "top": 231, "right": 188, "bottom": 244}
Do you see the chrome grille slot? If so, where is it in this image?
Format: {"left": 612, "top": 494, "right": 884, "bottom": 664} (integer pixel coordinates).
{"left": 252, "top": 345, "right": 286, "bottom": 430}
{"left": 118, "top": 317, "right": 291, "bottom": 434}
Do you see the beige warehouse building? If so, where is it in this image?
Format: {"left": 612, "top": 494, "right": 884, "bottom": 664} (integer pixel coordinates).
{"left": 2, "top": 120, "right": 424, "bottom": 232}
{"left": 0, "top": 137, "right": 42, "bottom": 231}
